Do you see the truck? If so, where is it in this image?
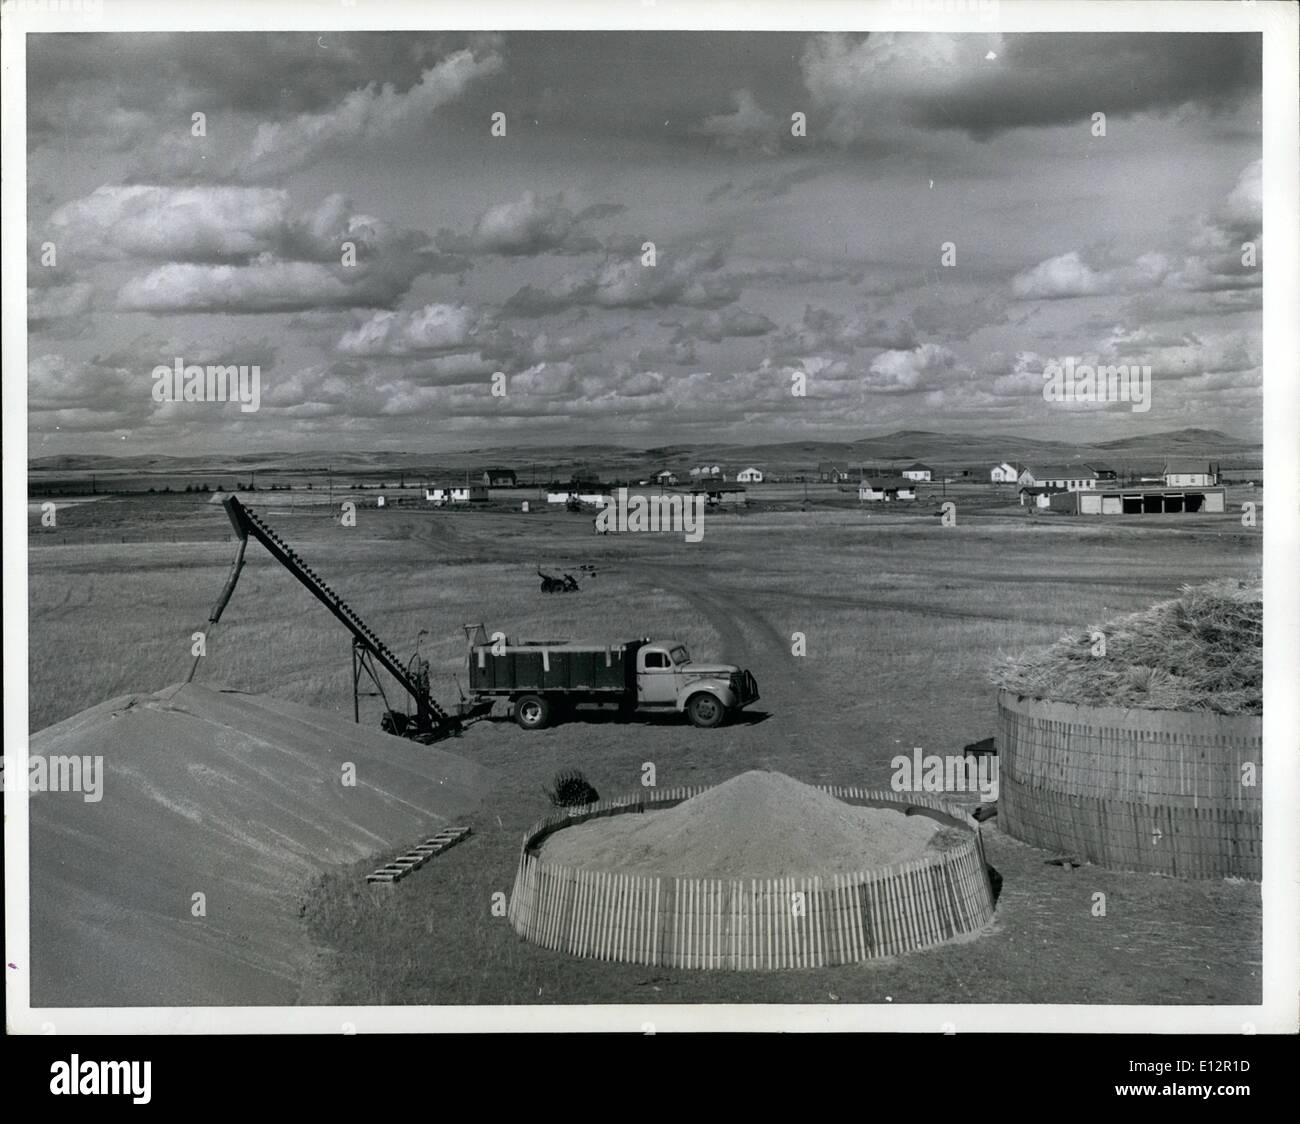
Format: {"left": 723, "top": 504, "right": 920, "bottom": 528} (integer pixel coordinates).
{"left": 462, "top": 624, "right": 759, "bottom": 729}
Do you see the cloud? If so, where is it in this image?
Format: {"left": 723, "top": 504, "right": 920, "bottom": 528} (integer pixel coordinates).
{"left": 801, "top": 33, "right": 1260, "bottom": 144}
{"left": 241, "top": 48, "right": 502, "bottom": 177}
{"left": 771, "top": 304, "right": 915, "bottom": 359}
{"left": 48, "top": 186, "right": 297, "bottom": 262}
{"left": 504, "top": 246, "right": 742, "bottom": 316}
{"left": 28, "top": 282, "right": 94, "bottom": 327}
{"left": 669, "top": 307, "right": 776, "bottom": 345}
{"left": 705, "top": 165, "right": 825, "bottom": 204}
{"left": 695, "top": 90, "right": 782, "bottom": 154}
{"left": 336, "top": 304, "right": 483, "bottom": 357}
{"left": 438, "top": 192, "right": 624, "bottom": 256}
{"left": 1013, "top": 162, "right": 1263, "bottom": 304}
{"left": 44, "top": 186, "right": 457, "bottom": 313}
{"left": 866, "top": 342, "right": 962, "bottom": 393}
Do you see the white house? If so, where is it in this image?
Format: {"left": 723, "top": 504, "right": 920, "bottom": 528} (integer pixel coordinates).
{"left": 689, "top": 464, "right": 724, "bottom": 481}
{"left": 653, "top": 470, "right": 678, "bottom": 486}
{"left": 426, "top": 484, "right": 487, "bottom": 504}
{"left": 858, "top": 477, "right": 917, "bottom": 502}
{"left": 1017, "top": 465, "right": 1097, "bottom": 491}
{"left": 1162, "top": 458, "right": 1219, "bottom": 487}
{"left": 990, "top": 461, "right": 1025, "bottom": 484}
{"left": 901, "top": 462, "right": 933, "bottom": 482}
{"left": 547, "top": 489, "right": 610, "bottom": 506}
{"left": 735, "top": 467, "right": 763, "bottom": 483}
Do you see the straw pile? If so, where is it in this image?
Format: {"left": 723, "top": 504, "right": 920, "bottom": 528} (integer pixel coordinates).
{"left": 538, "top": 770, "right": 950, "bottom": 878}
{"left": 990, "top": 578, "right": 1261, "bottom": 715}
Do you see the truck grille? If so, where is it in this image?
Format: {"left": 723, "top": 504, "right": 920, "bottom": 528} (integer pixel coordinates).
{"left": 731, "top": 670, "right": 759, "bottom": 705}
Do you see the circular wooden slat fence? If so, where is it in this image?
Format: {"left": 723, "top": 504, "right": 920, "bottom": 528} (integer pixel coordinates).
{"left": 997, "top": 691, "right": 1262, "bottom": 879}
{"left": 508, "top": 785, "right": 996, "bottom": 969}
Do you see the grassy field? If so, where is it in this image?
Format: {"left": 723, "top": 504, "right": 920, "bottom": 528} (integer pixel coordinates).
{"left": 27, "top": 486, "right": 1264, "bottom": 1005}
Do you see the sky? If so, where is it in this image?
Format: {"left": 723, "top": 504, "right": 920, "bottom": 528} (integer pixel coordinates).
{"left": 25, "top": 30, "right": 1263, "bottom": 455}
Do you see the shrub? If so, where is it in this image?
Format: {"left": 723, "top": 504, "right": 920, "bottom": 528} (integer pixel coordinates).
{"left": 545, "top": 769, "right": 600, "bottom": 808}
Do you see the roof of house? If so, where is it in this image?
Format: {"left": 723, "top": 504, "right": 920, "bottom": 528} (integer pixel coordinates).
{"left": 1025, "top": 464, "right": 1098, "bottom": 480}
{"left": 861, "top": 476, "right": 915, "bottom": 489}
{"left": 903, "top": 461, "right": 932, "bottom": 471}
{"left": 997, "top": 460, "right": 1027, "bottom": 471}
{"left": 1162, "top": 458, "right": 1216, "bottom": 474}
{"left": 482, "top": 466, "right": 516, "bottom": 476}
{"left": 816, "top": 461, "right": 843, "bottom": 472}
{"left": 1019, "top": 485, "right": 1069, "bottom": 495}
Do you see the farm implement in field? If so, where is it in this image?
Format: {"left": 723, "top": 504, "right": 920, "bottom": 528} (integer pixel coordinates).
{"left": 195, "top": 495, "right": 462, "bottom": 743}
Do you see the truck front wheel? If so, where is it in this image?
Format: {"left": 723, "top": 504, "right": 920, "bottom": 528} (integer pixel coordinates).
{"left": 514, "top": 694, "right": 551, "bottom": 730}
{"left": 685, "top": 693, "right": 725, "bottom": 729}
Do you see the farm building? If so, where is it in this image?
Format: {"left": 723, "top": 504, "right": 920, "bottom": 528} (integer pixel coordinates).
{"left": 901, "top": 462, "right": 932, "bottom": 482}
{"left": 1048, "top": 486, "right": 1226, "bottom": 515}
{"left": 691, "top": 485, "right": 747, "bottom": 505}
{"left": 817, "top": 462, "right": 849, "bottom": 482}
{"left": 1017, "top": 464, "right": 1097, "bottom": 491}
{"left": 1162, "top": 458, "right": 1220, "bottom": 487}
{"left": 547, "top": 489, "right": 610, "bottom": 506}
{"left": 481, "top": 467, "right": 517, "bottom": 487}
{"left": 426, "top": 484, "right": 488, "bottom": 504}
{"left": 652, "top": 470, "right": 678, "bottom": 485}
{"left": 859, "top": 477, "right": 917, "bottom": 502}
{"left": 990, "top": 461, "right": 1026, "bottom": 483}
{"left": 736, "top": 467, "right": 764, "bottom": 483}
{"left": 1019, "top": 486, "right": 1063, "bottom": 509}
{"left": 1087, "top": 463, "right": 1119, "bottom": 482}
{"left": 689, "top": 465, "right": 725, "bottom": 481}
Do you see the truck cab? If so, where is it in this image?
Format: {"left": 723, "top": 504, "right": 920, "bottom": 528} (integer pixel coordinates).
{"left": 634, "top": 641, "right": 760, "bottom": 727}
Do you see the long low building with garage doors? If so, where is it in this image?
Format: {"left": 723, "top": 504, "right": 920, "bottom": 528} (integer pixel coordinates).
{"left": 1047, "top": 485, "right": 1226, "bottom": 515}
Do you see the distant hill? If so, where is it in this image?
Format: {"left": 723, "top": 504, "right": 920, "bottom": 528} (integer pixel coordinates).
{"left": 30, "top": 427, "right": 1262, "bottom": 479}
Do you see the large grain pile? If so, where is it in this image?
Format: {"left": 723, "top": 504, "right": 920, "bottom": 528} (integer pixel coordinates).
{"left": 29, "top": 683, "right": 490, "bottom": 1007}
{"left": 990, "top": 578, "right": 1262, "bottom": 715}
{"left": 539, "top": 771, "right": 952, "bottom": 878}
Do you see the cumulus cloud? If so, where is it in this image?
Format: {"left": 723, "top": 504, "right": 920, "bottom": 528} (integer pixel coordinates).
{"left": 504, "top": 246, "right": 742, "bottom": 316}
{"left": 241, "top": 48, "right": 502, "bottom": 178}
{"left": 866, "top": 342, "right": 962, "bottom": 393}
{"left": 772, "top": 304, "right": 915, "bottom": 359}
{"left": 438, "top": 192, "right": 624, "bottom": 256}
{"left": 695, "top": 90, "right": 782, "bottom": 154}
{"left": 45, "top": 186, "right": 458, "bottom": 313}
{"left": 336, "top": 304, "right": 483, "bottom": 357}
{"left": 669, "top": 307, "right": 776, "bottom": 345}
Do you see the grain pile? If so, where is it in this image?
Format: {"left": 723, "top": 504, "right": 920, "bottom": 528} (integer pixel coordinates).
{"left": 990, "top": 578, "right": 1262, "bottom": 715}
{"left": 29, "top": 682, "right": 490, "bottom": 1006}
{"left": 539, "top": 770, "right": 951, "bottom": 878}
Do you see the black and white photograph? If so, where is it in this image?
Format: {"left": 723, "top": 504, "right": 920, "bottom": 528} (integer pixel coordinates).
{"left": 5, "top": 0, "right": 1298, "bottom": 1052}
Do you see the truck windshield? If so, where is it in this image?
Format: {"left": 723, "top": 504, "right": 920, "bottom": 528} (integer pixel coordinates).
{"left": 669, "top": 645, "right": 689, "bottom": 665}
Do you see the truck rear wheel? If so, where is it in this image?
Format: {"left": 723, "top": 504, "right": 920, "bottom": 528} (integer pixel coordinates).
{"left": 685, "top": 693, "right": 725, "bottom": 729}
{"left": 514, "top": 694, "right": 551, "bottom": 730}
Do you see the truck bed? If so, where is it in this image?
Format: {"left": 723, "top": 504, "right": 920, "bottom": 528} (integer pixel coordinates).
{"left": 468, "top": 642, "right": 635, "bottom": 694}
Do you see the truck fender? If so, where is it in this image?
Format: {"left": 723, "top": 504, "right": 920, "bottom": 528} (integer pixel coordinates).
{"left": 675, "top": 680, "right": 736, "bottom": 712}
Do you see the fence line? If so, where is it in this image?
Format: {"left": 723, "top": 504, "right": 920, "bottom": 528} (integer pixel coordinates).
{"left": 997, "top": 691, "right": 1262, "bottom": 879}
{"left": 508, "top": 784, "right": 996, "bottom": 970}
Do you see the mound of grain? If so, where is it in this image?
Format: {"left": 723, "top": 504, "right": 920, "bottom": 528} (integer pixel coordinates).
{"left": 989, "top": 578, "right": 1262, "bottom": 715}
{"left": 539, "top": 771, "right": 950, "bottom": 878}
{"left": 29, "top": 683, "right": 490, "bottom": 1007}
